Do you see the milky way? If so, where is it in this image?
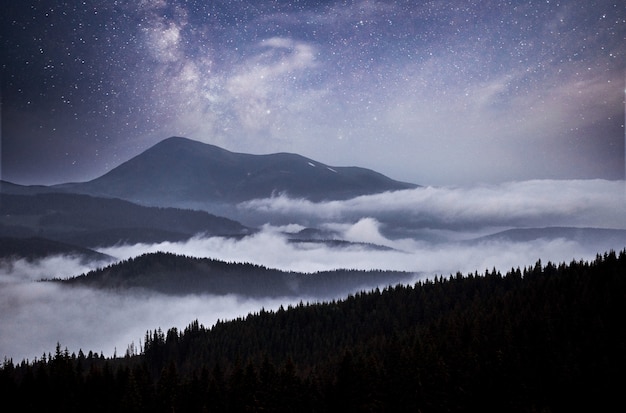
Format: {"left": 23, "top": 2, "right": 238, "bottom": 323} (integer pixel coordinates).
{"left": 2, "top": 1, "right": 624, "bottom": 185}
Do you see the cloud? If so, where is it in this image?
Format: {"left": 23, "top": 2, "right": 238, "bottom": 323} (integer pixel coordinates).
{"left": 373, "top": 59, "right": 625, "bottom": 184}
{"left": 238, "top": 179, "right": 626, "bottom": 230}
{"left": 1, "top": 236, "right": 597, "bottom": 363}
{"left": 340, "top": 217, "right": 393, "bottom": 247}
{"left": 0, "top": 255, "right": 111, "bottom": 284}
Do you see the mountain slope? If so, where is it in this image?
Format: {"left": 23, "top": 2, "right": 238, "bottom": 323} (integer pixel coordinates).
{"left": 55, "top": 136, "right": 418, "bottom": 205}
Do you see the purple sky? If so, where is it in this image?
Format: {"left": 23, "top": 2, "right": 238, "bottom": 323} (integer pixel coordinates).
{"left": 2, "top": 0, "right": 624, "bottom": 185}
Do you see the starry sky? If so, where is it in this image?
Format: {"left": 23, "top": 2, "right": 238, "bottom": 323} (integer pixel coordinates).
{"left": 2, "top": 0, "right": 625, "bottom": 186}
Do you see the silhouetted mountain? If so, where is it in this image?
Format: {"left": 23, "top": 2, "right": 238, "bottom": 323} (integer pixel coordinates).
{"left": 54, "top": 136, "right": 418, "bottom": 206}
{"left": 0, "top": 237, "right": 112, "bottom": 262}
{"left": 57, "top": 251, "right": 415, "bottom": 298}
{"left": 287, "top": 238, "right": 397, "bottom": 251}
{"left": 0, "top": 180, "right": 57, "bottom": 195}
{"left": 0, "top": 192, "right": 250, "bottom": 248}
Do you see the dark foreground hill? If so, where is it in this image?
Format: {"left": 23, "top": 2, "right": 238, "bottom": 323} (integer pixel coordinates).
{"left": 0, "top": 192, "right": 250, "bottom": 248}
{"left": 54, "top": 136, "right": 418, "bottom": 206}
{"left": 53, "top": 251, "right": 415, "bottom": 298}
{"left": 3, "top": 250, "right": 624, "bottom": 412}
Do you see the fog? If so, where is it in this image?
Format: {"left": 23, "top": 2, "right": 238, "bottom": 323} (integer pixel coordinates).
{"left": 99, "top": 223, "right": 598, "bottom": 275}
{"left": 0, "top": 255, "right": 108, "bottom": 283}
{"left": 1, "top": 179, "right": 624, "bottom": 363}
{"left": 0, "top": 280, "right": 303, "bottom": 364}
{"left": 235, "top": 179, "right": 626, "bottom": 230}
{"left": 1, "top": 231, "right": 616, "bottom": 364}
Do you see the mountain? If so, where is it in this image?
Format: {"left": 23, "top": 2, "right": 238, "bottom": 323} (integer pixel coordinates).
{"left": 54, "top": 136, "right": 418, "bottom": 206}
{"left": 0, "top": 237, "right": 112, "bottom": 262}
{"left": 0, "top": 192, "right": 250, "bottom": 248}
{"left": 57, "top": 251, "right": 415, "bottom": 298}
{"left": 472, "top": 227, "right": 626, "bottom": 252}
{"left": 0, "top": 180, "right": 58, "bottom": 196}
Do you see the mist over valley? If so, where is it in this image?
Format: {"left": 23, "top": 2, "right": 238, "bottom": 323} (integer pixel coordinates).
{"left": 1, "top": 137, "right": 625, "bottom": 366}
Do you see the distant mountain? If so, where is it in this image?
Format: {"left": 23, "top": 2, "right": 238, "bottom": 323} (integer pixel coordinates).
{"left": 0, "top": 237, "right": 112, "bottom": 262}
{"left": 0, "top": 192, "right": 250, "bottom": 248}
{"left": 287, "top": 238, "right": 397, "bottom": 251}
{"left": 473, "top": 227, "right": 626, "bottom": 252}
{"left": 57, "top": 251, "right": 415, "bottom": 298}
{"left": 54, "top": 136, "right": 418, "bottom": 206}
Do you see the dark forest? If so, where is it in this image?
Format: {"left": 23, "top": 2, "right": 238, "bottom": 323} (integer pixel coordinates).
{"left": 2, "top": 250, "right": 625, "bottom": 412}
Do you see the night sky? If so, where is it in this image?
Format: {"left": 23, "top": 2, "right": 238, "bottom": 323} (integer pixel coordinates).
{"left": 2, "top": 0, "right": 624, "bottom": 186}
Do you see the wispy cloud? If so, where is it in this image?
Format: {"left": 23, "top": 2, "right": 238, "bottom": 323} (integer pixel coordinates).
{"left": 96, "top": 223, "right": 611, "bottom": 276}
{"left": 238, "top": 179, "right": 626, "bottom": 230}
{"left": 0, "top": 255, "right": 110, "bottom": 284}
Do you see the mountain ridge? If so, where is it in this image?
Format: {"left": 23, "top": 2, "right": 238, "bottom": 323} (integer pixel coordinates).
{"left": 55, "top": 251, "right": 415, "bottom": 298}
{"left": 0, "top": 192, "right": 250, "bottom": 248}
{"left": 0, "top": 236, "right": 113, "bottom": 262}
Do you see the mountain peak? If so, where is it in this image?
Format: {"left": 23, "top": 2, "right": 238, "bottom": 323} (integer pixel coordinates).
{"left": 155, "top": 136, "right": 221, "bottom": 151}
{"left": 148, "top": 136, "right": 235, "bottom": 160}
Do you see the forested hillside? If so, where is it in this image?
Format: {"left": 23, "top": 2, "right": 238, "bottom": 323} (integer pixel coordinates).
{"left": 53, "top": 252, "right": 414, "bottom": 297}
{"left": 2, "top": 250, "right": 625, "bottom": 412}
